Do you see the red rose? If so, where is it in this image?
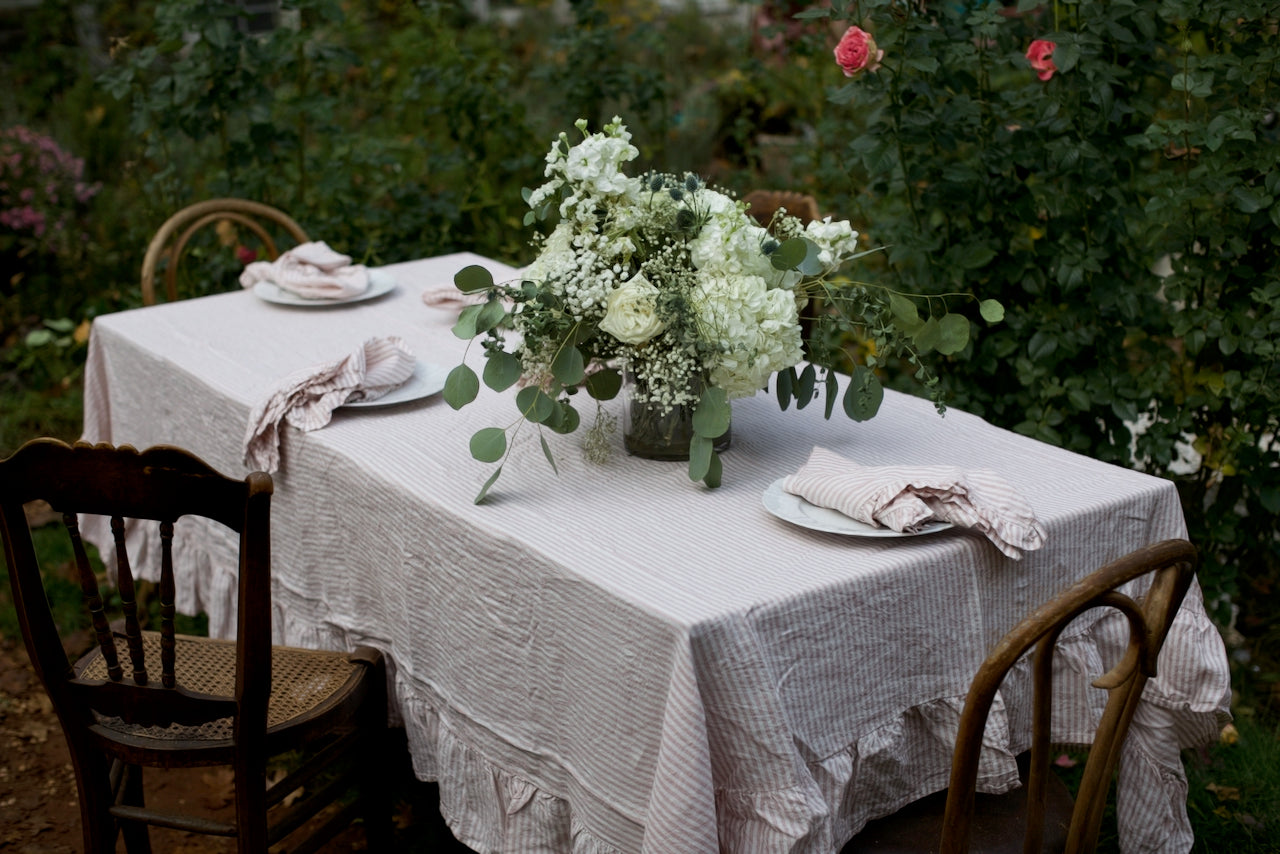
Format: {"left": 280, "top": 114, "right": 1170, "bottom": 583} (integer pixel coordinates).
{"left": 236, "top": 245, "right": 258, "bottom": 265}
{"left": 1026, "top": 39, "right": 1057, "bottom": 81}
{"left": 834, "top": 26, "right": 883, "bottom": 78}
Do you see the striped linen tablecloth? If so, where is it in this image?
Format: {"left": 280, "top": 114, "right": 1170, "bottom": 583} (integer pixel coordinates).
{"left": 79, "top": 253, "right": 1231, "bottom": 854}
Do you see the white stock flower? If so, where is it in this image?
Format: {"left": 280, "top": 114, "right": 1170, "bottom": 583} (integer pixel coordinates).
{"left": 599, "top": 273, "right": 666, "bottom": 345}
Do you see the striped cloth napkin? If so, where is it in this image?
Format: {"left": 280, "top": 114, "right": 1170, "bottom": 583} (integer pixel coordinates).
{"left": 782, "top": 446, "right": 1047, "bottom": 559}
{"left": 240, "top": 241, "right": 370, "bottom": 300}
{"left": 243, "top": 336, "right": 415, "bottom": 472}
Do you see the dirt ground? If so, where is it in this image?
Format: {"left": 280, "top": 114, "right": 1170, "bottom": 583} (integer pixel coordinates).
{"left": 0, "top": 636, "right": 474, "bottom": 853}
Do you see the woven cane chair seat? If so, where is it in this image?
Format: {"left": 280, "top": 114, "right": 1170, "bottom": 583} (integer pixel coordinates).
{"left": 79, "top": 632, "right": 361, "bottom": 741}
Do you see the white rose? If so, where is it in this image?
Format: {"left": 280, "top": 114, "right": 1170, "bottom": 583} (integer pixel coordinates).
{"left": 599, "top": 273, "right": 666, "bottom": 345}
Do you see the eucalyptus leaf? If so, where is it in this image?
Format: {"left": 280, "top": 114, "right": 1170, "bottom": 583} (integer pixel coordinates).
{"left": 913, "top": 317, "right": 942, "bottom": 353}
{"left": 980, "top": 299, "right": 1005, "bottom": 323}
{"left": 585, "top": 368, "right": 622, "bottom": 400}
{"left": 824, "top": 371, "right": 838, "bottom": 420}
{"left": 704, "top": 451, "right": 723, "bottom": 489}
{"left": 776, "top": 367, "right": 794, "bottom": 411}
{"left": 475, "top": 298, "right": 507, "bottom": 334}
{"left": 540, "top": 434, "right": 559, "bottom": 474}
{"left": 547, "top": 401, "right": 580, "bottom": 434}
{"left": 469, "top": 427, "right": 507, "bottom": 462}
{"left": 455, "top": 264, "right": 494, "bottom": 294}
{"left": 935, "top": 314, "right": 971, "bottom": 355}
{"left": 795, "top": 364, "right": 816, "bottom": 410}
{"left": 799, "top": 239, "right": 825, "bottom": 277}
{"left": 842, "top": 366, "right": 884, "bottom": 421}
{"left": 516, "top": 386, "right": 556, "bottom": 423}
{"left": 888, "top": 292, "right": 920, "bottom": 326}
{"left": 551, "top": 344, "right": 586, "bottom": 386}
{"left": 692, "top": 387, "right": 730, "bottom": 438}
{"left": 443, "top": 364, "right": 479, "bottom": 410}
{"left": 482, "top": 350, "right": 523, "bottom": 391}
{"left": 770, "top": 237, "right": 807, "bottom": 271}
{"left": 473, "top": 466, "right": 502, "bottom": 504}
{"left": 452, "top": 304, "right": 481, "bottom": 340}
{"left": 688, "top": 435, "right": 711, "bottom": 482}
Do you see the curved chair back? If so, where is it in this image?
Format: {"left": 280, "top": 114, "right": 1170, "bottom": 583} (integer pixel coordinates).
{"left": 940, "top": 539, "right": 1199, "bottom": 854}
{"left": 141, "top": 198, "right": 309, "bottom": 305}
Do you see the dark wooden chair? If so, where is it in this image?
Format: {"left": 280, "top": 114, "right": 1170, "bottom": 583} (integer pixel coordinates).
{"left": 843, "top": 539, "right": 1199, "bottom": 854}
{"left": 0, "top": 438, "right": 391, "bottom": 853}
{"left": 141, "top": 198, "right": 309, "bottom": 305}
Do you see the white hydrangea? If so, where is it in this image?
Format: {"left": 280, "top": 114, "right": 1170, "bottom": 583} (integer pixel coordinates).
{"left": 692, "top": 274, "right": 803, "bottom": 398}
{"left": 804, "top": 217, "right": 862, "bottom": 272}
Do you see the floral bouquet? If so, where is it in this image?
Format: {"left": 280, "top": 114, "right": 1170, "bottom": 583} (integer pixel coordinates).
{"left": 444, "top": 118, "right": 1000, "bottom": 500}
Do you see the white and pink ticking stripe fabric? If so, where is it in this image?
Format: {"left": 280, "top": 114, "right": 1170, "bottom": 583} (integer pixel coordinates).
{"left": 79, "top": 253, "right": 1231, "bottom": 854}
{"left": 783, "top": 446, "right": 1047, "bottom": 559}
{"left": 240, "top": 240, "right": 371, "bottom": 300}
{"left": 242, "top": 335, "right": 414, "bottom": 472}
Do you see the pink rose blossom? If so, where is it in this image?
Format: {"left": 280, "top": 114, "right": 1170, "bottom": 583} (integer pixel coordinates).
{"left": 1026, "top": 39, "right": 1057, "bottom": 81}
{"left": 834, "top": 26, "right": 883, "bottom": 78}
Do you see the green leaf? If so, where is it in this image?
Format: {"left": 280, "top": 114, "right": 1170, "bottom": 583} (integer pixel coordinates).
{"left": 824, "top": 371, "right": 838, "bottom": 419}
{"left": 443, "top": 364, "right": 480, "bottom": 409}
{"left": 547, "top": 401, "right": 580, "bottom": 434}
{"left": 795, "top": 364, "right": 816, "bottom": 410}
{"left": 455, "top": 265, "right": 494, "bottom": 293}
{"left": 473, "top": 466, "right": 503, "bottom": 504}
{"left": 475, "top": 298, "right": 507, "bottom": 334}
{"left": 452, "top": 304, "right": 481, "bottom": 339}
{"left": 770, "top": 237, "right": 808, "bottom": 271}
{"left": 935, "top": 314, "right": 971, "bottom": 355}
{"left": 979, "top": 299, "right": 1005, "bottom": 323}
{"left": 551, "top": 345, "right": 586, "bottom": 386}
{"left": 842, "top": 366, "right": 883, "bottom": 421}
{"left": 469, "top": 427, "right": 507, "bottom": 462}
{"left": 482, "top": 350, "right": 523, "bottom": 391}
{"left": 913, "top": 317, "right": 942, "bottom": 353}
{"left": 888, "top": 293, "right": 920, "bottom": 326}
{"left": 24, "top": 329, "right": 53, "bottom": 347}
{"left": 688, "top": 435, "right": 712, "bottom": 481}
{"left": 44, "top": 318, "right": 74, "bottom": 333}
{"left": 692, "top": 387, "right": 731, "bottom": 438}
{"left": 776, "top": 367, "right": 794, "bottom": 411}
{"left": 516, "top": 386, "right": 556, "bottom": 423}
{"left": 904, "top": 56, "right": 940, "bottom": 73}
{"left": 704, "top": 451, "right": 723, "bottom": 489}
{"left": 799, "top": 239, "right": 825, "bottom": 277}
{"left": 540, "top": 434, "right": 558, "bottom": 474}
{"left": 793, "top": 7, "right": 831, "bottom": 18}
{"left": 1027, "top": 330, "right": 1058, "bottom": 361}
{"left": 585, "top": 368, "right": 622, "bottom": 400}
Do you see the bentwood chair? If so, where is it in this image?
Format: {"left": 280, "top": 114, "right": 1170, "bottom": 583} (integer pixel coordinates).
{"left": 0, "top": 438, "right": 391, "bottom": 853}
{"left": 141, "top": 198, "right": 309, "bottom": 305}
{"left": 843, "top": 539, "right": 1199, "bottom": 854}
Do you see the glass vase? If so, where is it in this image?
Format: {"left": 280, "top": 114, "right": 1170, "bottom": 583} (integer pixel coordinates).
{"left": 622, "top": 372, "right": 731, "bottom": 461}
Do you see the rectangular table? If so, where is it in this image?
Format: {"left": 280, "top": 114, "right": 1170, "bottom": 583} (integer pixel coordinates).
{"left": 80, "top": 253, "right": 1231, "bottom": 853}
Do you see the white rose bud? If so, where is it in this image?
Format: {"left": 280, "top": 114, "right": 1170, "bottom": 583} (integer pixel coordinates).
{"left": 599, "top": 273, "right": 666, "bottom": 345}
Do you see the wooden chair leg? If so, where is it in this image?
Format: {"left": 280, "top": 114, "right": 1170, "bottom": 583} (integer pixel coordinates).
{"left": 119, "top": 764, "right": 153, "bottom": 854}
{"left": 71, "top": 750, "right": 119, "bottom": 854}
{"left": 359, "top": 660, "right": 394, "bottom": 850}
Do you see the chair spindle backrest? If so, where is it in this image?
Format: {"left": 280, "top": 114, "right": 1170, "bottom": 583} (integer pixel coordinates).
{"left": 939, "top": 539, "right": 1198, "bottom": 854}
{"left": 0, "top": 439, "right": 273, "bottom": 732}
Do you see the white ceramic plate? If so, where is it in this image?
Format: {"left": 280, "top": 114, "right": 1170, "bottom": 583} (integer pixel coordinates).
{"left": 253, "top": 269, "right": 397, "bottom": 307}
{"left": 762, "top": 478, "right": 954, "bottom": 538}
{"left": 341, "top": 361, "right": 448, "bottom": 409}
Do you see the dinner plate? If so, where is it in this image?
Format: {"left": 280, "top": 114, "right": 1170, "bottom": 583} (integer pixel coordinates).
{"left": 252, "top": 269, "right": 397, "bottom": 307}
{"left": 762, "top": 478, "right": 954, "bottom": 537}
{"left": 341, "top": 361, "right": 448, "bottom": 409}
